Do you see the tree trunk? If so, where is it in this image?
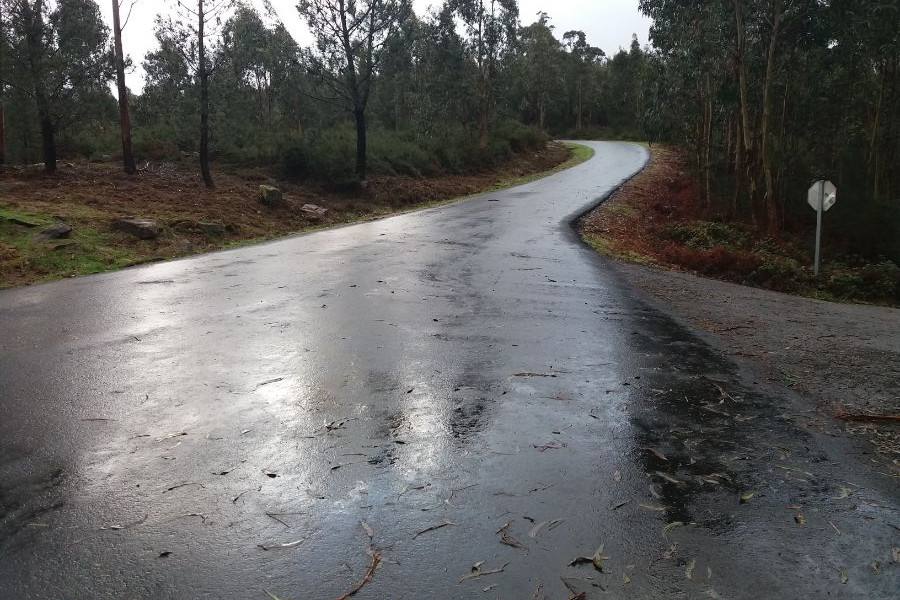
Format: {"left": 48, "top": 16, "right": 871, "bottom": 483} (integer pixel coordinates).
{"left": 761, "top": 2, "right": 784, "bottom": 236}
{"left": 39, "top": 112, "right": 56, "bottom": 173}
{"left": 111, "top": 0, "right": 135, "bottom": 174}
{"left": 198, "top": 0, "right": 213, "bottom": 188}
{"left": 732, "top": 113, "right": 743, "bottom": 220}
{"left": 732, "top": 0, "right": 756, "bottom": 218}
{"left": 24, "top": 0, "right": 56, "bottom": 173}
{"left": 0, "top": 105, "right": 5, "bottom": 167}
{"left": 354, "top": 107, "right": 367, "bottom": 182}
{"left": 575, "top": 77, "right": 583, "bottom": 131}
{"left": 0, "top": 4, "right": 5, "bottom": 166}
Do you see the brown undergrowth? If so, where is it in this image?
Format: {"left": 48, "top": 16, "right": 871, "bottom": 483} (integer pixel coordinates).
{"left": 0, "top": 142, "right": 571, "bottom": 288}
{"left": 580, "top": 145, "right": 899, "bottom": 307}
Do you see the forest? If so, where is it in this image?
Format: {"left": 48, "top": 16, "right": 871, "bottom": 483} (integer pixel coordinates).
{"left": 0, "top": 0, "right": 898, "bottom": 281}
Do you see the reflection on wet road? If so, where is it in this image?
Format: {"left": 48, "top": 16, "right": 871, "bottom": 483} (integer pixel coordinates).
{"left": 1, "top": 142, "right": 896, "bottom": 599}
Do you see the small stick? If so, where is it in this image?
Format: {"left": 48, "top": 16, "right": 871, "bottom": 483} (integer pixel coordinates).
{"left": 334, "top": 547, "right": 381, "bottom": 600}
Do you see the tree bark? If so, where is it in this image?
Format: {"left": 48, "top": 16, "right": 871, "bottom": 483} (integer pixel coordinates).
{"left": 111, "top": 0, "right": 135, "bottom": 174}
{"left": 732, "top": 0, "right": 756, "bottom": 220}
{"left": 198, "top": 0, "right": 213, "bottom": 188}
{"left": 24, "top": 0, "right": 56, "bottom": 173}
{"left": 761, "top": 2, "right": 784, "bottom": 235}
{"left": 354, "top": 107, "right": 367, "bottom": 181}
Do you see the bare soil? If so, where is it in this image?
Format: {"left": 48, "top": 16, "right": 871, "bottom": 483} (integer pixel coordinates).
{"left": 580, "top": 146, "right": 900, "bottom": 469}
{"left": 0, "top": 142, "right": 571, "bottom": 288}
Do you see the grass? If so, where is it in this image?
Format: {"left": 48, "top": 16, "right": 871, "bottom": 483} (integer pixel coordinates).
{"left": 1, "top": 206, "right": 143, "bottom": 286}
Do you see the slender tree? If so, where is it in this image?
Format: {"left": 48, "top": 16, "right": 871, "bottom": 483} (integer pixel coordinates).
{"left": 298, "top": 0, "right": 411, "bottom": 182}
{"left": 161, "top": 0, "right": 232, "bottom": 187}
{"left": 111, "top": 0, "right": 135, "bottom": 173}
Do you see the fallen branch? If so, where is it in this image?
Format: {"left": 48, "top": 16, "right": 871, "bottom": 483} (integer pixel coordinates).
{"left": 335, "top": 547, "right": 381, "bottom": 600}
{"left": 834, "top": 405, "right": 900, "bottom": 422}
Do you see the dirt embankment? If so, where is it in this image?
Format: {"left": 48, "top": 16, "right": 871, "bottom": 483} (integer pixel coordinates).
{"left": 0, "top": 142, "right": 571, "bottom": 288}
{"left": 579, "top": 146, "right": 900, "bottom": 468}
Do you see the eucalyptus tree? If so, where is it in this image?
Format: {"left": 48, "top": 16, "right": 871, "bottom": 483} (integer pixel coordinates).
{"left": 297, "top": 0, "right": 412, "bottom": 182}
{"left": 157, "top": 0, "right": 233, "bottom": 187}
{"left": 111, "top": 0, "right": 136, "bottom": 173}
{"left": 562, "top": 30, "right": 603, "bottom": 132}
{"left": 449, "top": 0, "right": 519, "bottom": 147}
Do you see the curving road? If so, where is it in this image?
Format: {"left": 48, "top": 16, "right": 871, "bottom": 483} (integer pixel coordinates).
{"left": 1, "top": 142, "right": 896, "bottom": 599}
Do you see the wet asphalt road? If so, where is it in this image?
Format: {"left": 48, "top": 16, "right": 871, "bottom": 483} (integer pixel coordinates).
{"left": 1, "top": 141, "right": 897, "bottom": 599}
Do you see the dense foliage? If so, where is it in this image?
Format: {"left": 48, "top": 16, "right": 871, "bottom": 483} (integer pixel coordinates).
{"left": 0, "top": 1, "right": 896, "bottom": 264}
{"left": 0, "top": 0, "right": 647, "bottom": 183}
{"left": 638, "top": 0, "right": 899, "bottom": 263}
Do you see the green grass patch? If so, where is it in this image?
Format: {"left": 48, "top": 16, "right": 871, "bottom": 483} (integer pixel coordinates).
{"left": 1, "top": 206, "right": 141, "bottom": 287}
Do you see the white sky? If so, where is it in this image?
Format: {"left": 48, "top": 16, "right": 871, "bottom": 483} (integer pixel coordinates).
{"left": 100, "top": 0, "right": 651, "bottom": 91}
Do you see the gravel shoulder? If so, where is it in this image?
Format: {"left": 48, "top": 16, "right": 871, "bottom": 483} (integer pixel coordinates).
{"left": 580, "top": 150, "right": 900, "bottom": 468}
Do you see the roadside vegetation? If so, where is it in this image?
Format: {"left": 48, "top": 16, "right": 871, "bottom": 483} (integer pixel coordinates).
{"left": 0, "top": 1, "right": 895, "bottom": 297}
{"left": 582, "top": 146, "right": 899, "bottom": 307}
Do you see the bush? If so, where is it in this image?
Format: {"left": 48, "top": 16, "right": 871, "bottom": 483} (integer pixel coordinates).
{"left": 826, "top": 260, "right": 899, "bottom": 303}
{"left": 663, "top": 221, "right": 747, "bottom": 250}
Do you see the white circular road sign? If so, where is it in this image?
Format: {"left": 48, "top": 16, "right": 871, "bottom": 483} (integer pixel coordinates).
{"left": 808, "top": 180, "right": 836, "bottom": 212}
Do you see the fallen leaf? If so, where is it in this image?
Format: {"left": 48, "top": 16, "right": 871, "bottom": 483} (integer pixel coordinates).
{"left": 258, "top": 539, "right": 304, "bottom": 551}
{"left": 639, "top": 503, "right": 666, "bottom": 512}
{"left": 158, "top": 551, "right": 171, "bottom": 558}
{"left": 533, "top": 441, "right": 567, "bottom": 452}
{"left": 794, "top": 515, "right": 806, "bottom": 525}
{"left": 482, "top": 584, "right": 498, "bottom": 592}
{"left": 412, "top": 519, "right": 458, "bottom": 539}
{"left": 361, "top": 520, "right": 374, "bottom": 539}
{"left": 528, "top": 518, "right": 564, "bottom": 539}
{"left": 614, "top": 470, "right": 622, "bottom": 483}
{"left": 662, "top": 521, "right": 684, "bottom": 539}
{"left": 263, "top": 470, "right": 279, "bottom": 478}
{"left": 685, "top": 558, "right": 696, "bottom": 580}
{"left": 838, "top": 567, "right": 848, "bottom": 584}
{"left": 255, "top": 377, "right": 284, "bottom": 388}
{"left": 264, "top": 590, "right": 283, "bottom": 600}
{"left": 497, "top": 522, "right": 527, "bottom": 549}
{"left": 871, "top": 561, "right": 881, "bottom": 573}
{"left": 163, "top": 482, "right": 201, "bottom": 494}
{"left": 569, "top": 545, "right": 609, "bottom": 572}
{"left": 655, "top": 471, "right": 680, "bottom": 484}
{"left": 459, "top": 562, "right": 509, "bottom": 582}
{"left": 739, "top": 491, "right": 755, "bottom": 503}
{"left": 892, "top": 547, "right": 900, "bottom": 563}
{"left": 623, "top": 573, "right": 631, "bottom": 585}
{"left": 833, "top": 486, "right": 853, "bottom": 500}
{"left": 645, "top": 447, "right": 668, "bottom": 461}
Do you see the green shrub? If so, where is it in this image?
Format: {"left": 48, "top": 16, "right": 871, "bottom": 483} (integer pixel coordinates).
{"left": 664, "top": 221, "right": 747, "bottom": 250}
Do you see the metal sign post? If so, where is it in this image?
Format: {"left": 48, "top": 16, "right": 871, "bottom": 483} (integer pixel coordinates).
{"left": 807, "top": 180, "right": 836, "bottom": 276}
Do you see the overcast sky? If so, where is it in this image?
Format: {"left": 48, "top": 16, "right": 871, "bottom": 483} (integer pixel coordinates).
{"left": 100, "top": 0, "right": 651, "bottom": 91}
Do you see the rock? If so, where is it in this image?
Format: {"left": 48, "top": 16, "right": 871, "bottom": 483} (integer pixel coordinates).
{"left": 300, "top": 203, "right": 329, "bottom": 216}
{"left": 175, "top": 238, "right": 194, "bottom": 253}
{"left": 258, "top": 185, "right": 283, "bottom": 207}
{"left": 113, "top": 217, "right": 161, "bottom": 240}
{"left": 32, "top": 223, "right": 72, "bottom": 242}
{"left": 172, "top": 220, "right": 228, "bottom": 236}
{"left": 6, "top": 216, "right": 39, "bottom": 228}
